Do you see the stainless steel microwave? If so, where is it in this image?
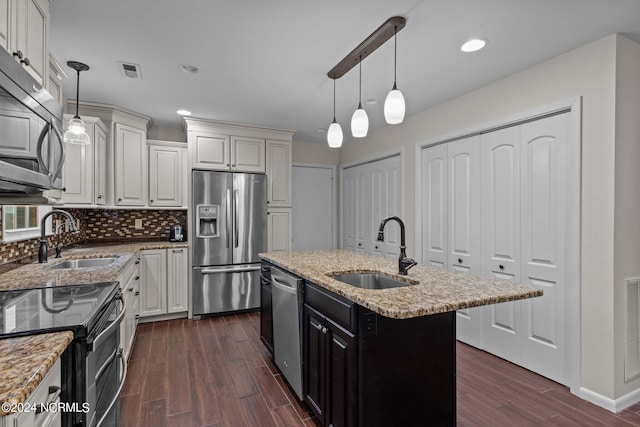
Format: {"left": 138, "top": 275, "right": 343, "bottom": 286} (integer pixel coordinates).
{"left": 0, "top": 46, "right": 64, "bottom": 194}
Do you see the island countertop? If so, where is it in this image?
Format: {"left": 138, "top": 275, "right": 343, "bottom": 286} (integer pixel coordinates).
{"left": 259, "top": 250, "right": 542, "bottom": 319}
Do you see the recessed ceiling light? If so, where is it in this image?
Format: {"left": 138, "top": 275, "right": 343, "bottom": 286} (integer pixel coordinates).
{"left": 461, "top": 38, "right": 487, "bottom": 53}
{"left": 365, "top": 99, "right": 378, "bottom": 105}
{"left": 179, "top": 64, "right": 199, "bottom": 74}
{"left": 315, "top": 128, "right": 327, "bottom": 133}
{"left": 177, "top": 109, "right": 192, "bottom": 116}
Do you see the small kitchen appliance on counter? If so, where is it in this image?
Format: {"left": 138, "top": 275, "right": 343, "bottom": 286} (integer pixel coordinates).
{"left": 170, "top": 225, "right": 185, "bottom": 242}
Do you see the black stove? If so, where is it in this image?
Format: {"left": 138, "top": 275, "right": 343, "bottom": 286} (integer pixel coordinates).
{"left": 0, "top": 282, "right": 119, "bottom": 339}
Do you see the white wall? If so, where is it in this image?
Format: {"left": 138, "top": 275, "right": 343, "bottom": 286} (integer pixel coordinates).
{"left": 614, "top": 35, "right": 640, "bottom": 399}
{"left": 293, "top": 140, "right": 340, "bottom": 165}
{"left": 339, "top": 34, "right": 624, "bottom": 401}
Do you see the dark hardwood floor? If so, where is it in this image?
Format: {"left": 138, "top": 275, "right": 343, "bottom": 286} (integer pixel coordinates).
{"left": 120, "top": 313, "right": 640, "bottom": 427}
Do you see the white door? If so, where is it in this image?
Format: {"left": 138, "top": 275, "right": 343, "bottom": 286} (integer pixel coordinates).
{"left": 480, "top": 126, "right": 522, "bottom": 362}
{"left": 518, "top": 114, "right": 568, "bottom": 384}
{"left": 342, "top": 165, "right": 369, "bottom": 253}
{"left": 292, "top": 166, "right": 334, "bottom": 251}
{"left": 371, "top": 156, "right": 401, "bottom": 260}
{"left": 447, "top": 136, "right": 483, "bottom": 347}
{"left": 420, "top": 144, "right": 448, "bottom": 268}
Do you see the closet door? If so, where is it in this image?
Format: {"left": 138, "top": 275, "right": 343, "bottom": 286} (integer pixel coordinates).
{"left": 519, "top": 114, "right": 568, "bottom": 384}
{"left": 480, "top": 126, "right": 522, "bottom": 362}
{"left": 447, "top": 136, "right": 483, "bottom": 346}
{"left": 420, "top": 144, "right": 448, "bottom": 268}
{"left": 371, "top": 156, "right": 401, "bottom": 260}
{"left": 343, "top": 166, "right": 367, "bottom": 253}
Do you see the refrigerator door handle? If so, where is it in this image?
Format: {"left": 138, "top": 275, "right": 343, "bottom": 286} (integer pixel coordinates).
{"left": 201, "top": 265, "right": 261, "bottom": 274}
{"left": 234, "top": 189, "right": 239, "bottom": 248}
{"left": 226, "top": 189, "right": 231, "bottom": 248}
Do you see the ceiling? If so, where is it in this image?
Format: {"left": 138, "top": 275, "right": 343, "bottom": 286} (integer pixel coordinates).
{"left": 49, "top": 0, "right": 640, "bottom": 144}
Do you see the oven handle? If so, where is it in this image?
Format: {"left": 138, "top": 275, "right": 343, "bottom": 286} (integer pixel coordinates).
{"left": 96, "top": 348, "right": 127, "bottom": 427}
{"left": 95, "top": 346, "right": 118, "bottom": 382}
{"left": 91, "top": 293, "right": 125, "bottom": 351}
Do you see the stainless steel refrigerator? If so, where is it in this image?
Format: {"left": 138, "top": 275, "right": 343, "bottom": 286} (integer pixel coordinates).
{"left": 192, "top": 170, "right": 267, "bottom": 317}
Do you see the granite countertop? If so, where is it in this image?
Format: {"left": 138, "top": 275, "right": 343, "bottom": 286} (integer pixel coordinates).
{"left": 0, "top": 241, "right": 189, "bottom": 291}
{"left": 0, "top": 331, "right": 73, "bottom": 416}
{"left": 260, "top": 250, "right": 542, "bottom": 319}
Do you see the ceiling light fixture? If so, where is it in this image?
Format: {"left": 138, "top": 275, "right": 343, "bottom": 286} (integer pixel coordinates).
{"left": 176, "top": 109, "right": 192, "bottom": 116}
{"left": 63, "top": 61, "right": 91, "bottom": 145}
{"left": 384, "top": 25, "right": 405, "bottom": 124}
{"left": 327, "top": 79, "right": 343, "bottom": 148}
{"left": 350, "top": 56, "right": 368, "bottom": 138}
{"left": 461, "top": 38, "right": 487, "bottom": 53}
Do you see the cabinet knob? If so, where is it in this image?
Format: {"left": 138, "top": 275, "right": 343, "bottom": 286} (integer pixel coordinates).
{"left": 20, "top": 57, "right": 30, "bottom": 66}
{"left": 321, "top": 327, "right": 328, "bottom": 334}
{"left": 375, "top": 245, "right": 379, "bottom": 250}
{"left": 118, "top": 198, "right": 122, "bottom": 202}
{"left": 135, "top": 276, "right": 140, "bottom": 280}
{"left": 127, "top": 287, "right": 134, "bottom": 292}
{"left": 12, "top": 50, "right": 23, "bottom": 59}
{"left": 499, "top": 265, "right": 504, "bottom": 270}
{"left": 150, "top": 200, "right": 154, "bottom": 203}
{"left": 97, "top": 195, "right": 103, "bottom": 199}
{"left": 135, "top": 291, "right": 140, "bottom": 296}
{"left": 135, "top": 314, "right": 140, "bottom": 319}
{"left": 458, "top": 258, "right": 463, "bottom": 264}
{"left": 358, "top": 243, "right": 362, "bottom": 247}
{"left": 172, "top": 249, "right": 183, "bottom": 253}
{"left": 135, "top": 259, "right": 140, "bottom": 264}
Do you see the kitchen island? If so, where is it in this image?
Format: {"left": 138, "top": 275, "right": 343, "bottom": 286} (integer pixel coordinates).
{"left": 260, "top": 250, "right": 542, "bottom": 427}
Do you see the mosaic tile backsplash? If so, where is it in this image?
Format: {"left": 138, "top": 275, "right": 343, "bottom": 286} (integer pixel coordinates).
{"left": 0, "top": 207, "right": 187, "bottom": 265}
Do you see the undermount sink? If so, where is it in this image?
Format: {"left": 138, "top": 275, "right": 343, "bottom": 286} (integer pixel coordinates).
{"left": 329, "top": 272, "right": 415, "bottom": 290}
{"left": 49, "top": 257, "right": 120, "bottom": 270}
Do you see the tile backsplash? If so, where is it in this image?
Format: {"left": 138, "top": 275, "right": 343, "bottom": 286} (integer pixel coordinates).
{"left": 0, "top": 207, "right": 187, "bottom": 265}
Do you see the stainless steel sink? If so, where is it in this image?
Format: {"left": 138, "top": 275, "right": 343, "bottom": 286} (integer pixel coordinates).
{"left": 329, "top": 272, "right": 414, "bottom": 290}
{"left": 49, "top": 257, "right": 120, "bottom": 270}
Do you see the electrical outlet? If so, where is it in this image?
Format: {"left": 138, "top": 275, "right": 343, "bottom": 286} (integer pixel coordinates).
{"left": 134, "top": 219, "right": 143, "bottom": 229}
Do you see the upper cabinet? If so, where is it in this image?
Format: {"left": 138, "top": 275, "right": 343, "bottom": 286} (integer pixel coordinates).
{"left": 266, "top": 139, "right": 291, "bottom": 207}
{"left": 188, "top": 130, "right": 265, "bottom": 172}
{"left": 148, "top": 140, "right": 187, "bottom": 207}
{"left": 0, "top": 0, "right": 49, "bottom": 85}
{"left": 114, "top": 123, "right": 147, "bottom": 206}
{"left": 47, "top": 54, "right": 66, "bottom": 105}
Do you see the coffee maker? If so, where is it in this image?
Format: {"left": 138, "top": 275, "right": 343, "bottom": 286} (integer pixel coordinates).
{"left": 169, "top": 225, "right": 185, "bottom": 242}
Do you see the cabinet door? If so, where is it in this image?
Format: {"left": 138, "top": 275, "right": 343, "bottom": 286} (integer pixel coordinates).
{"left": 114, "top": 123, "right": 147, "bottom": 206}
{"left": 305, "top": 304, "right": 327, "bottom": 425}
{"left": 167, "top": 248, "right": 188, "bottom": 313}
{"left": 326, "top": 317, "right": 356, "bottom": 427}
{"left": 93, "top": 123, "right": 108, "bottom": 205}
{"left": 480, "top": 126, "right": 521, "bottom": 361}
{"left": 420, "top": 144, "right": 448, "bottom": 267}
{"left": 12, "top": 0, "right": 48, "bottom": 84}
{"left": 232, "top": 136, "right": 265, "bottom": 172}
{"left": 119, "top": 263, "right": 137, "bottom": 361}
{"left": 61, "top": 119, "right": 94, "bottom": 204}
{"left": 266, "top": 140, "right": 291, "bottom": 206}
{"left": 149, "top": 145, "right": 183, "bottom": 207}
{"left": 192, "top": 133, "right": 230, "bottom": 170}
{"left": 140, "top": 249, "right": 167, "bottom": 317}
{"left": 267, "top": 207, "right": 291, "bottom": 252}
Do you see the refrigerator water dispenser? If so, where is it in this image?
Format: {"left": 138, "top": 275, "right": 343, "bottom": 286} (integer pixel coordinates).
{"left": 196, "top": 204, "right": 219, "bottom": 237}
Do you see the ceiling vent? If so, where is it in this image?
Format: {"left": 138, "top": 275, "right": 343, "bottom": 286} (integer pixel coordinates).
{"left": 117, "top": 61, "right": 142, "bottom": 79}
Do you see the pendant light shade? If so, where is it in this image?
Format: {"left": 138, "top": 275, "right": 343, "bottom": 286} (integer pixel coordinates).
{"left": 327, "top": 79, "right": 343, "bottom": 148}
{"left": 384, "top": 27, "right": 405, "bottom": 125}
{"left": 351, "top": 57, "right": 368, "bottom": 138}
{"left": 63, "top": 61, "right": 91, "bottom": 145}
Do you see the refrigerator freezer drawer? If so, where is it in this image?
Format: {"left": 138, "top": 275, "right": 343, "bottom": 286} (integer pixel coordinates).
{"left": 192, "top": 265, "right": 261, "bottom": 316}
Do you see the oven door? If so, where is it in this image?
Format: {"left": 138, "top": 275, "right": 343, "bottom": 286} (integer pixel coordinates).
{"left": 86, "top": 292, "right": 126, "bottom": 427}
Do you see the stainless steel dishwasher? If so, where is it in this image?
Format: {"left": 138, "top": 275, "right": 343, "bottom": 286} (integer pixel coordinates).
{"left": 271, "top": 266, "right": 304, "bottom": 400}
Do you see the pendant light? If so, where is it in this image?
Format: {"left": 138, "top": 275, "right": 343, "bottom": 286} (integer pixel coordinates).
{"left": 327, "top": 79, "right": 343, "bottom": 148}
{"left": 63, "top": 61, "right": 91, "bottom": 145}
{"left": 351, "top": 56, "right": 368, "bottom": 138}
{"left": 384, "top": 26, "right": 405, "bottom": 124}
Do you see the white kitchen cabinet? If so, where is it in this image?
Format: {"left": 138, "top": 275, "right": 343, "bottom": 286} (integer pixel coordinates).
{"left": 46, "top": 54, "right": 66, "bottom": 105}
{"left": 3, "top": 0, "right": 49, "bottom": 85}
{"left": 114, "top": 123, "right": 147, "bottom": 206}
{"left": 167, "top": 247, "right": 188, "bottom": 313}
{"left": 2, "top": 359, "right": 61, "bottom": 427}
{"left": 119, "top": 257, "right": 139, "bottom": 361}
{"left": 61, "top": 115, "right": 107, "bottom": 205}
{"left": 266, "top": 139, "right": 291, "bottom": 207}
{"left": 267, "top": 208, "right": 291, "bottom": 252}
{"left": 148, "top": 140, "right": 186, "bottom": 207}
{"left": 189, "top": 132, "right": 265, "bottom": 172}
{"left": 140, "top": 248, "right": 188, "bottom": 318}
{"left": 93, "top": 123, "right": 108, "bottom": 205}
{"left": 231, "top": 136, "right": 265, "bottom": 172}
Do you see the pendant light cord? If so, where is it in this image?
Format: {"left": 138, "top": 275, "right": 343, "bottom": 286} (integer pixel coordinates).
{"left": 358, "top": 55, "right": 362, "bottom": 109}
{"left": 393, "top": 26, "right": 398, "bottom": 90}
{"left": 333, "top": 79, "right": 337, "bottom": 120}
{"left": 74, "top": 69, "right": 80, "bottom": 119}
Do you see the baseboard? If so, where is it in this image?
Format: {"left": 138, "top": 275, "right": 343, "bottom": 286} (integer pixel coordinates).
{"left": 579, "top": 386, "right": 640, "bottom": 413}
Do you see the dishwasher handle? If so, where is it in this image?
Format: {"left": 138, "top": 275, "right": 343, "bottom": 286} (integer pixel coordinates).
{"left": 271, "top": 275, "right": 298, "bottom": 295}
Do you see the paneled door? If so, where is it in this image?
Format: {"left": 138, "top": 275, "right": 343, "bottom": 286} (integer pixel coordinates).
{"left": 447, "top": 136, "right": 483, "bottom": 347}
{"left": 480, "top": 126, "right": 522, "bottom": 362}
{"left": 370, "top": 156, "right": 401, "bottom": 260}
{"left": 292, "top": 166, "right": 334, "bottom": 251}
{"left": 420, "top": 144, "right": 448, "bottom": 268}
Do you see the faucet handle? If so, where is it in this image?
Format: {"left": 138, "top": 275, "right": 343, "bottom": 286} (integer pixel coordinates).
{"left": 400, "top": 257, "right": 418, "bottom": 273}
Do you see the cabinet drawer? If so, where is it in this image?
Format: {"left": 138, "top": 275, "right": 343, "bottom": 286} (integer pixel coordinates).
{"left": 305, "top": 282, "right": 356, "bottom": 332}
{"left": 14, "top": 358, "right": 62, "bottom": 427}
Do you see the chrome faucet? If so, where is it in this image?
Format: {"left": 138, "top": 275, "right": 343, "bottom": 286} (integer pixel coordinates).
{"left": 39, "top": 209, "right": 79, "bottom": 263}
{"left": 377, "top": 216, "right": 417, "bottom": 275}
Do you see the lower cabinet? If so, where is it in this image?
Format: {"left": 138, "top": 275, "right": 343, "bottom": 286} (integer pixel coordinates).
{"left": 140, "top": 248, "right": 188, "bottom": 318}
{"left": 304, "top": 303, "right": 356, "bottom": 427}
{"left": 119, "top": 256, "right": 140, "bottom": 361}
{"left": 1, "top": 359, "right": 62, "bottom": 427}
{"left": 267, "top": 207, "right": 292, "bottom": 252}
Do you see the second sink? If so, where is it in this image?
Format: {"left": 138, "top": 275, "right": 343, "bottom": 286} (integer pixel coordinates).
{"left": 49, "top": 257, "right": 120, "bottom": 270}
{"left": 330, "top": 272, "right": 414, "bottom": 290}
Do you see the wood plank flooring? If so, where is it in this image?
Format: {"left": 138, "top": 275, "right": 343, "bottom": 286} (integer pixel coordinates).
{"left": 120, "top": 313, "right": 640, "bottom": 426}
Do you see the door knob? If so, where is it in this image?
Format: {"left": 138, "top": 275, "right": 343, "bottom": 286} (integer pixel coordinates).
{"left": 499, "top": 265, "right": 504, "bottom": 270}
{"left": 458, "top": 258, "right": 462, "bottom": 264}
